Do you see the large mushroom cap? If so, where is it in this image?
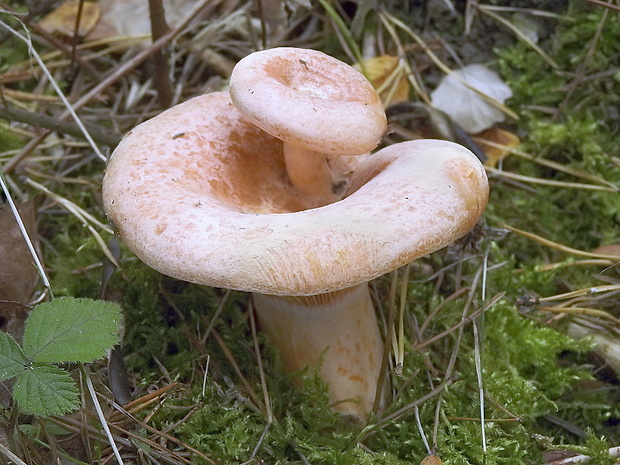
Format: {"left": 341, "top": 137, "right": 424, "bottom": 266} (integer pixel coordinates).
{"left": 103, "top": 92, "right": 489, "bottom": 296}
{"left": 229, "top": 47, "right": 387, "bottom": 155}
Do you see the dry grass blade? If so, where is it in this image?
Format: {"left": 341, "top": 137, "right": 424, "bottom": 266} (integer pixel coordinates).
{"left": 0, "top": 13, "right": 106, "bottom": 163}
{"left": 108, "top": 383, "right": 181, "bottom": 423}
{"left": 63, "top": 0, "right": 216, "bottom": 116}
{"left": 363, "top": 379, "right": 454, "bottom": 437}
{"left": 478, "top": 4, "right": 559, "bottom": 69}
{"left": 413, "top": 293, "right": 505, "bottom": 352}
{"left": 207, "top": 321, "right": 266, "bottom": 415}
{"left": 579, "top": 0, "right": 620, "bottom": 12}
{"left": 553, "top": 7, "right": 608, "bottom": 120}
{"left": 0, "top": 442, "right": 28, "bottom": 465}
{"left": 376, "top": 14, "right": 431, "bottom": 105}
{"left": 504, "top": 224, "right": 620, "bottom": 261}
{"left": 316, "top": 0, "right": 364, "bottom": 69}
{"left": 474, "top": 4, "right": 574, "bottom": 20}
{"left": 528, "top": 259, "right": 619, "bottom": 272}
{"left": 536, "top": 305, "right": 620, "bottom": 324}
{"left": 486, "top": 166, "right": 619, "bottom": 192}
{"left": 538, "top": 284, "right": 620, "bottom": 303}
{"left": 2, "top": 0, "right": 216, "bottom": 174}
{"left": 248, "top": 298, "right": 273, "bottom": 459}
{"left": 503, "top": 146, "right": 618, "bottom": 190}
{"left": 80, "top": 365, "right": 125, "bottom": 465}
{"left": 106, "top": 403, "right": 217, "bottom": 465}
{"left": 24, "top": 178, "right": 120, "bottom": 269}
{"left": 379, "top": 10, "right": 519, "bottom": 121}
{"left": 0, "top": 172, "right": 51, "bottom": 292}
{"left": 389, "top": 264, "right": 410, "bottom": 374}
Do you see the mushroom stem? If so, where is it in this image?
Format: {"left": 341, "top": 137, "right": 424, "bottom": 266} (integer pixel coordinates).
{"left": 253, "top": 283, "right": 387, "bottom": 424}
{"left": 282, "top": 142, "right": 339, "bottom": 205}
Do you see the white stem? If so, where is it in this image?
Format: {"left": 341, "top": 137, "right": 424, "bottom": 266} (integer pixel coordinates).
{"left": 282, "top": 142, "right": 338, "bottom": 206}
{"left": 253, "top": 284, "right": 387, "bottom": 424}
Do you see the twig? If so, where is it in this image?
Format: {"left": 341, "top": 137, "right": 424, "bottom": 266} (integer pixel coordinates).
{"left": 578, "top": 0, "right": 620, "bottom": 12}
{"left": 0, "top": 105, "right": 121, "bottom": 147}
{"left": 107, "top": 400, "right": 217, "bottom": 465}
{"left": 0, "top": 442, "right": 28, "bottom": 465}
{"left": 0, "top": 0, "right": 58, "bottom": 46}
{"left": 0, "top": 15, "right": 107, "bottom": 162}
{"left": 552, "top": 6, "right": 608, "bottom": 120}
{"left": 26, "top": 19, "right": 100, "bottom": 78}
{"left": 2, "top": 0, "right": 216, "bottom": 173}
{"left": 148, "top": 0, "right": 174, "bottom": 108}
{"left": 67, "top": 0, "right": 215, "bottom": 117}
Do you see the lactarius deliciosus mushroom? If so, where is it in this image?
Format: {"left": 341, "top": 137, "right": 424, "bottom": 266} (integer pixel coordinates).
{"left": 229, "top": 47, "right": 387, "bottom": 206}
{"left": 102, "top": 48, "right": 489, "bottom": 424}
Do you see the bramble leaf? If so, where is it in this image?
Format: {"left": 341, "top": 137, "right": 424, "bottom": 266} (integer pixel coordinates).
{"left": 22, "top": 297, "right": 121, "bottom": 364}
{"left": 13, "top": 365, "right": 80, "bottom": 416}
{"left": 0, "top": 332, "right": 27, "bottom": 381}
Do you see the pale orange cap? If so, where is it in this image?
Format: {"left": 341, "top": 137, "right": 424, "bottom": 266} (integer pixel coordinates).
{"left": 103, "top": 92, "right": 489, "bottom": 296}
{"left": 230, "top": 47, "right": 387, "bottom": 155}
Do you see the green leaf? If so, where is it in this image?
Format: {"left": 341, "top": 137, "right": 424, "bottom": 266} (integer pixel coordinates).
{"left": 13, "top": 365, "right": 79, "bottom": 416}
{"left": 0, "top": 332, "right": 27, "bottom": 381}
{"left": 22, "top": 297, "right": 121, "bottom": 364}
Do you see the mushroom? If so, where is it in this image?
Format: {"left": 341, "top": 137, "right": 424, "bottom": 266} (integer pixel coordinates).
{"left": 229, "top": 47, "right": 387, "bottom": 206}
{"left": 102, "top": 49, "right": 489, "bottom": 424}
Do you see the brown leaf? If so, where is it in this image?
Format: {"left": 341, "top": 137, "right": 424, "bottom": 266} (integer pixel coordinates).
{"left": 39, "top": 1, "right": 100, "bottom": 37}
{"left": 0, "top": 199, "right": 39, "bottom": 304}
{"left": 542, "top": 449, "right": 579, "bottom": 463}
{"left": 355, "top": 55, "right": 410, "bottom": 106}
{"left": 0, "top": 300, "right": 30, "bottom": 343}
{"left": 473, "top": 126, "right": 520, "bottom": 167}
{"left": 593, "top": 244, "right": 620, "bottom": 258}
{"left": 421, "top": 454, "right": 443, "bottom": 465}
{"left": 87, "top": 0, "right": 209, "bottom": 46}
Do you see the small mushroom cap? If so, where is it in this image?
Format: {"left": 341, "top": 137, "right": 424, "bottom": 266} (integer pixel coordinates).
{"left": 229, "top": 47, "right": 387, "bottom": 155}
{"left": 103, "top": 92, "right": 489, "bottom": 296}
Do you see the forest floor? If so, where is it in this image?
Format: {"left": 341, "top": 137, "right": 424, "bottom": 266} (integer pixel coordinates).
{"left": 1, "top": 1, "right": 620, "bottom": 464}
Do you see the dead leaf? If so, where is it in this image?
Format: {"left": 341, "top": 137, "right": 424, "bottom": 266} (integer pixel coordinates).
{"left": 355, "top": 55, "right": 410, "bottom": 106}
{"left": 0, "top": 301, "right": 30, "bottom": 343}
{"left": 431, "top": 64, "right": 513, "bottom": 134}
{"left": 39, "top": 1, "right": 100, "bottom": 37}
{"left": 88, "top": 0, "right": 207, "bottom": 46}
{"left": 593, "top": 244, "right": 620, "bottom": 258}
{"left": 542, "top": 449, "right": 579, "bottom": 463}
{"left": 0, "top": 199, "right": 39, "bottom": 304}
{"left": 474, "top": 126, "right": 520, "bottom": 167}
{"left": 421, "top": 454, "right": 443, "bottom": 465}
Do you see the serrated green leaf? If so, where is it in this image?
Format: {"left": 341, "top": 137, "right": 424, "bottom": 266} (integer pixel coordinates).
{"left": 22, "top": 297, "right": 121, "bottom": 364}
{"left": 13, "top": 365, "right": 80, "bottom": 416}
{"left": 0, "top": 332, "right": 27, "bottom": 381}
